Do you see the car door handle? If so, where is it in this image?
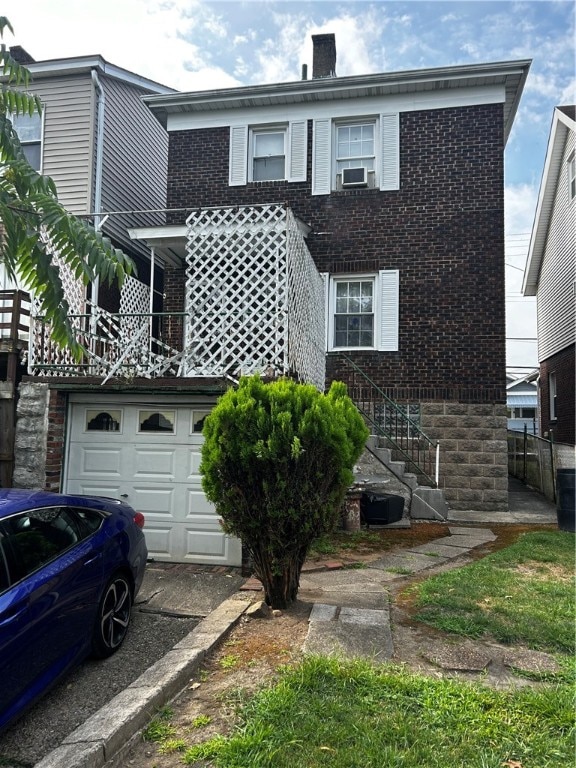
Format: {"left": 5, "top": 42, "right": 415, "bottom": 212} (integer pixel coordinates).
{"left": 120, "top": 494, "right": 128, "bottom": 498}
{"left": 83, "top": 552, "right": 103, "bottom": 567}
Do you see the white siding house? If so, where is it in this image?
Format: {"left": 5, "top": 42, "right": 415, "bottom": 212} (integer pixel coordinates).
{"left": 523, "top": 106, "right": 575, "bottom": 445}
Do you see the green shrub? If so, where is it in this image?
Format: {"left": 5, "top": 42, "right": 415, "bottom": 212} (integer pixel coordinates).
{"left": 201, "top": 376, "right": 368, "bottom": 608}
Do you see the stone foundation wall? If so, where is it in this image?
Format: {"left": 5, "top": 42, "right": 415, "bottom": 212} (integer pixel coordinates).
{"left": 421, "top": 402, "right": 508, "bottom": 511}
{"left": 13, "top": 382, "right": 49, "bottom": 488}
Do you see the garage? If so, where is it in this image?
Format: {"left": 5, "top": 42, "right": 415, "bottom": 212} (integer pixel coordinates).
{"left": 64, "top": 394, "right": 241, "bottom": 566}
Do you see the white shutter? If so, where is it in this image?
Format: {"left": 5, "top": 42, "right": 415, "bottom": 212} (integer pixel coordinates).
{"left": 229, "top": 125, "right": 248, "bottom": 186}
{"left": 288, "top": 120, "right": 307, "bottom": 182}
{"left": 320, "top": 272, "right": 329, "bottom": 350}
{"left": 380, "top": 113, "right": 400, "bottom": 191}
{"left": 312, "top": 118, "right": 331, "bottom": 196}
{"left": 378, "top": 269, "right": 399, "bottom": 351}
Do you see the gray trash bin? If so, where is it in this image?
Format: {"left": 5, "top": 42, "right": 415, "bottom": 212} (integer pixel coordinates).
{"left": 556, "top": 468, "right": 575, "bottom": 532}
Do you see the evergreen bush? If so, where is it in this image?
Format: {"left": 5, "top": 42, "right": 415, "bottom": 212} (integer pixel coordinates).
{"left": 200, "top": 376, "right": 368, "bottom": 608}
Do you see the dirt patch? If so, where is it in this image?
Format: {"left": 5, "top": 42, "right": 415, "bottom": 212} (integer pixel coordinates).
{"left": 514, "top": 561, "right": 572, "bottom": 583}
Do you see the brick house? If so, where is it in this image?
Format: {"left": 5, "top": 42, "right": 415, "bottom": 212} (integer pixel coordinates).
{"left": 523, "top": 106, "right": 575, "bottom": 447}
{"left": 10, "top": 37, "right": 531, "bottom": 565}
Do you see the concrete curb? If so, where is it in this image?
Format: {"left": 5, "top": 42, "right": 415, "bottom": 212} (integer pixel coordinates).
{"left": 34, "top": 595, "right": 252, "bottom": 768}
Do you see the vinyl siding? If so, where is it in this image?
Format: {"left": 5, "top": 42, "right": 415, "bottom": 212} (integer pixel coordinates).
{"left": 25, "top": 75, "right": 94, "bottom": 215}
{"left": 99, "top": 76, "right": 169, "bottom": 257}
{"left": 537, "top": 128, "right": 576, "bottom": 361}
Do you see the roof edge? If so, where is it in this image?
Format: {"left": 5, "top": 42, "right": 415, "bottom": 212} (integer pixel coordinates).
{"left": 26, "top": 55, "right": 175, "bottom": 95}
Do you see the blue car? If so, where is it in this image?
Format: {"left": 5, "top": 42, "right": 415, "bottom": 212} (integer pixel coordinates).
{"left": 0, "top": 489, "right": 147, "bottom": 731}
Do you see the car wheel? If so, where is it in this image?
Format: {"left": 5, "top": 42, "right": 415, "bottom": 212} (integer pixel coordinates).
{"left": 92, "top": 572, "right": 133, "bottom": 658}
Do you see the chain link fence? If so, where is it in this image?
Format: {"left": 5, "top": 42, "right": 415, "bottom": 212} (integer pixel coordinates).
{"left": 508, "top": 429, "right": 576, "bottom": 503}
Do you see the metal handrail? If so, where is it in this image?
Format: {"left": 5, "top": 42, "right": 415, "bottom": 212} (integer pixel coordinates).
{"left": 340, "top": 354, "right": 439, "bottom": 487}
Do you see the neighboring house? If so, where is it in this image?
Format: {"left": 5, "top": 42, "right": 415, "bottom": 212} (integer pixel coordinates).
{"left": 506, "top": 374, "right": 538, "bottom": 434}
{"left": 0, "top": 49, "right": 173, "bottom": 487}
{"left": 523, "top": 106, "right": 575, "bottom": 446}
{"left": 8, "top": 36, "right": 530, "bottom": 565}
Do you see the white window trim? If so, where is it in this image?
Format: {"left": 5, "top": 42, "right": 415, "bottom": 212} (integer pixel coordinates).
{"left": 248, "top": 125, "right": 287, "bottom": 182}
{"left": 325, "top": 270, "right": 399, "bottom": 352}
{"left": 12, "top": 109, "right": 44, "bottom": 173}
{"left": 549, "top": 372, "right": 557, "bottom": 421}
{"left": 333, "top": 117, "right": 378, "bottom": 187}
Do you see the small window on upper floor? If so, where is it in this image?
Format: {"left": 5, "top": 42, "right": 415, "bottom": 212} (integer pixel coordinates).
{"left": 335, "top": 121, "right": 376, "bottom": 189}
{"left": 312, "top": 113, "right": 399, "bottom": 196}
{"left": 12, "top": 111, "right": 42, "bottom": 172}
{"left": 568, "top": 153, "right": 575, "bottom": 202}
{"left": 250, "top": 128, "right": 286, "bottom": 181}
{"left": 229, "top": 121, "right": 307, "bottom": 186}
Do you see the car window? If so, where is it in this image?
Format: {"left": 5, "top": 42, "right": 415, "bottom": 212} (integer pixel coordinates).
{"left": 0, "top": 533, "right": 10, "bottom": 593}
{"left": 0, "top": 507, "right": 84, "bottom": 583}
{"left": 71, "top": 508, "right": 105, "bottom": 537}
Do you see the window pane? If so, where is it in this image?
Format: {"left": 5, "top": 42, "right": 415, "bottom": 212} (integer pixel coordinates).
{"left": 138, "top": 410, "right": 175, "bottom": 432}
{"left": 253, "top": 156, "right": 285, "bottom": 181}
{"left": 22, "top": 143, "right": 41, "bottom": 171}
{"left": 254, "top": 132, "right": 284, "bottom": 156}
{"left": 86, "top": 409, "right": 122, "bottom": 431}
{"left": 12, "top": 113, "right": 41, "bottom": 142}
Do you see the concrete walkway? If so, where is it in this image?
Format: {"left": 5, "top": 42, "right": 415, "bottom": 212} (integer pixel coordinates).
{"left": 301, "top": 525, "right": 496, "bottom": 658}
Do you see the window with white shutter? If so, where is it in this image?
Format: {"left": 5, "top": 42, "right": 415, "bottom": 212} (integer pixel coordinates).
{"left": 326, "top": 270, "right": 399, "bottom": 352}
{"left": 313, "top": 112, "right": 400, "bottom": 194}
{"left": 229, "top": 122, "right": 308, "bottom": 186}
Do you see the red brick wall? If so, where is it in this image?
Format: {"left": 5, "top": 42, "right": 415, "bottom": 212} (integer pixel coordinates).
{"left": 539, "top": 344, "right": 575, "bottom": 445}
{"left": 45, "top": 389, "right": 67, "bottom": 492}
{"left": 166, "top": 103, "right": 505, "bottom": 404}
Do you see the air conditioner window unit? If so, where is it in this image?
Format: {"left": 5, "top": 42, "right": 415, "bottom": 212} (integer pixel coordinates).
{"left": 342, "top": 167, "right": 368, "bottom": 187}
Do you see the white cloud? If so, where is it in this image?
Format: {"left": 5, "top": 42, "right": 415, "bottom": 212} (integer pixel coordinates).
{"left": 505, "top": 182, "right": 538, "bottom": 235}
{"left": 505, "top": 183, "right": 538, "bottom": 369}
{"left": 2, "top": 0, "right": 239, "bottom": 91}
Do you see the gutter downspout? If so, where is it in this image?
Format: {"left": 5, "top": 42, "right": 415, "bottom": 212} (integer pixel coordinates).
{"left": 91, "top": 69, "right": 105, "bottom": 306}
{"left": 90, "top": 69, "right": 105, "bottom": 367}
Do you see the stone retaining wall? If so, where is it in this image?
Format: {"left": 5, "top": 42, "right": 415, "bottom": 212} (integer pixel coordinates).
{"left": 421, "top": 402, "right": 508, "bottom": 511}
{"left": 13, "top": 382, "right": 49, "bottom": 488}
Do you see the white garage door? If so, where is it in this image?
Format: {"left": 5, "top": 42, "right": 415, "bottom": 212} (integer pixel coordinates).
{"left": 64, "top": 395, "right": 241, "bottom": 566}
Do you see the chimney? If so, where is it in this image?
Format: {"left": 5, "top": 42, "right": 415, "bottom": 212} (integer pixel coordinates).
{"left": 312, "top": 33, "right": 336, "bottom": 78}
{"left": 9, "top": 46, "right": 35, "bottom": 64}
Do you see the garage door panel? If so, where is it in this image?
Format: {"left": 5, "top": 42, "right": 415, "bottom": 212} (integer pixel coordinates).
{"left": 133, "top": 448, "right": 175, "bottom": 478}
{"left": 186, "top": 490, "right": 216, "bottom": 516}
{"left": 77, "top": 447, "right": 123, "bottom": 475}
{"left": 131, "top": 486, "right": 175, "bottom": 515}
{"left": 67, "top": 481, "right": 122, "bottom": 497}
{"left": 187, "top": 449, "right": 203, "bottom": 478}
{"left": 144, "top": 525, "right": 176, "bottom": 561}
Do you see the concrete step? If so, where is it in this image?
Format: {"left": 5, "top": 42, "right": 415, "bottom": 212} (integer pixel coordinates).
{"left": 411, "top": 487, "right": 449, "bottom": 521}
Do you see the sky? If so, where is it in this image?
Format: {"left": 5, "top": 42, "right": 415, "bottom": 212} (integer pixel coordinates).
{"left": 3, "top": 0, "right": 575, "bottom": 373}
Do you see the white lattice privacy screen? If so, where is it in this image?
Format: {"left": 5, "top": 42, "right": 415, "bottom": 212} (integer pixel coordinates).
{"left": 183, "top": 204, "right": 325, "bottom": 389}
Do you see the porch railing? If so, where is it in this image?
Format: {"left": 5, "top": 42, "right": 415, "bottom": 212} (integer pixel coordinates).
{"left": 29, "top": 305, "right": 187, "bottom": 379}
{"left": 340, "top": 354, "right": 439, "bottom": 487}
{"left": 0, "top": 290, "right": 31, "bottom": 342}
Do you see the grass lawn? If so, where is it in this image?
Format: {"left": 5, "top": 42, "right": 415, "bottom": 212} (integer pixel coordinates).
{"left": 182, "top": 656, "right": 573, "bottom": 767}
{"left": 151, "top": 529, "right": 576, "bottom": 767}
{"left": 409, "top": 530, "right": 575, "bottom": 653}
